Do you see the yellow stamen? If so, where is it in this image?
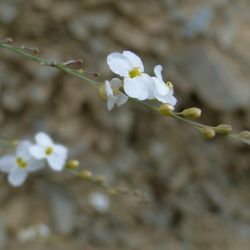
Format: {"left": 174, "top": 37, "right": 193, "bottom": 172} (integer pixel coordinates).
{"left": 129, "top": 67, "right": 141, "bottom": 78}
{"left": 16, "top": 157, "right": 27, "bottom": 169}
{"left": 45, "top": 147, "right": 53, "bottom": 156}
{"left": 166, "top": 81, "right": 173, "bottom": 88}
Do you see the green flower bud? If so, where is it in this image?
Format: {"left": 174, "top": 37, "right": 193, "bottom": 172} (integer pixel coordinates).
{"left": 66, "top": 159, "right": 80, "bottom": 170}
{"left": 181, "top": 107, "right": 201, "bottom": 119}
{"left": 95, "top": 175, "right": 107, "bottom": 185}
{"left": 215, "top": 124, "right": 232, "bottom": 135}
{"left": 78, "top": 170, "right": 92, "bottom": 180}
{"left": 201, "top": 127, "right": 216, "bottom": 139}
{"left": 159, "top": 104, "right": 174, "bottom": 116}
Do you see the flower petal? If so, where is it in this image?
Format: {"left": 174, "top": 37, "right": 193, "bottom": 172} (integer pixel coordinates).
{"left": 110, "top": 78, "right": 123, "bottom": 89}
{"left": 142, "top": 74, "right": 157, "bottom": 99}
{"left": 123, "top": 51, "right": 144, "bottom": 72}
{"left": 8, "top": 168, "right": 28, "bottom": 187}
{"left": 105, "top": 80, "right": 113, "bottom": 97}
{"left": 107, "top": 95, "right": 117, "bottom": 111}
{"left": 166, "top": 92, "right": 177, "bottom": 106}
{"left": 0, "top": 155, "right": 16, "bottom": 173}
{"left": 154, "top": 65, "right": 163, "bottom": 81}
{"left": 35, "top": 132, "right": 53, "bottom": 147}
{"left": 116, "top": 93, "right": 129, "bottom": 107}
{"left": 47, "top": 154, "right": 66, "bottom": 171}
{"left": 107, "top": 52, "right": 132, "bottom": 77}
{"left": 124, "top": 75, "right": 149, "bottom": 100}
{"left": 156, "top": 88, "right": 177, "bottom": 106}
{"left": 53, "top": 144, "right": 68, "bottom": 159}
{"left": 17, "top": 140, "right": 32, "bottom": 160}
{"left": 29, "top": 145, "right": 46, "bottom": 159}
{"left": 153, "top": 77, "right": 170, "bottom": 102}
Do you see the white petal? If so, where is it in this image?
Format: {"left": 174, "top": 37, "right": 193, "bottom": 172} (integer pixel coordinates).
{"left": 123, "top": 51, "right": 144, "bottom": 72}
{"left": 154, "top": 65, "right": 163, "bottom": 81}
{"left": 124, "top": 75, "right": 149, "bottom": 100}
{"left": 29, "top": 145, "right": 46, "bottom": 159}
{"left": 17, "top": 140, "right": 32, "bottom": 160}
{"left": 110, "top": 78, "right": 123, "bottom": 89}
{"left": 105, "top": 80, "right": 113, "bottom": 97}
{"left": 8, "top": 168, "right": 28, "bottom": 187}
{"left": 156, "top": 89, "right": 177, "bottom": 106}
{"left": 47, "top": 155, "right": 66, "bottom": 171}
{"left": 153, "top": 77, "right": 168, "bottom": 96}
{"left": 107, "top": 95, "right": 117, "bottom": 111}
{"left": 116, "top": 93, "right": 129, "bottom": 107}
{"left": 155, "top": 93, "right": 170, "bottom": 104}
{"left": 53, "top": 144, "right": 68, "bottom": 159}
{"left": 35, "top": 132, "right": 53, "bottom": 147}
{"left": 27, "top": 159, "right": 45, "bottom": 172}
{"left": 107, "top": 52, "right": 132, "bottom": 77}
{"left": 169, "top": 88, "right": 174, "bottom": 96}
{"left": 142, "top": 74, "right": 157, "bottom": 99}
{"left": 166, "top": 93, "right": 177, "bottom": 106}
{"left": 0, "top": 155, "right": 16, "bottom": 173}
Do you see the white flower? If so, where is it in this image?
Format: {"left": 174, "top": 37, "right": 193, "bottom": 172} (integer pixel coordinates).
{"left": 152, "top": 65, "right": 177, "bottom": 106}
{"left": 29, "top": 132, "right": 68, "bottom": 171}
{"left": 89, "top": 192, "right": 110, "bottom": 213}
{"left": 105, "top": 78, "right": 128, "bottom": 111}
{"left": 0, "top": 141, "right": 44, "bottom": 187}
{"left": 107, "top": 51, "right": 153, "bottom": 100}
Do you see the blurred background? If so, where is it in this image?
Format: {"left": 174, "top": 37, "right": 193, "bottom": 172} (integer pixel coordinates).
{"left": 0, "top": 0, "right": 250, "bottom": 249}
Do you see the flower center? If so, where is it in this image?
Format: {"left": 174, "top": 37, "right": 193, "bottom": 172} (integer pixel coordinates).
{"left": 45, "top": 147, "right": 53, "bottom": 156}
{"left": 166, "top": 81, "right": 173, "bottom": 88}
{"left": 16, "top": 157, "right": 27, "bottom": 169}
{"left": 129, "top": 67, "right": 141, "bottom": 78}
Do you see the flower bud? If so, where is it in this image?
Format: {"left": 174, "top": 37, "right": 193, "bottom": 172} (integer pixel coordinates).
{"left": 215, "top": 124, "right": 232, "bottom": 135}
{"left": 237, "top": 131, "right": 250, "bottom": 145}
{"left": 181, "top": 107, "right": 201, "bottom": 119}
{"left": 95, "top": 175, "right": 107, "bottom": 185}
{"left": 159, "top": 104, "right": 174, "bottom": 116}
{"left": 99, "top": 84, "right": 107, "bottom": 100}
{"left": 78, "top": 170, "right": 92, "bottom": 180}
{"left": 66, "top": 159, "right": 80, "bottom": 170}
{"left": 239, "top": 131, "right": 250, "bottom": 139}
{"left": 78, "top": 69, "right": 84, "bottom": 74}
{"left": 108, "top": 188, "right": 118, "bottom": 196}
{"left": 201, "top": 127, "right": 216, "bottom": 139}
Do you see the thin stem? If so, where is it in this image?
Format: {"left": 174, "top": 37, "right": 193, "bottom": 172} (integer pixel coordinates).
{"left": 66, "top": 168, "right": 149, "bottom": 203}
{"left": 171, "top": 113, "right": 206, "bottom": 129}
{"left": 0, "top": 138, "right": 17, "bottom": 148}
{"left": 0, "top": 42, "right": 238, "bottom": 138}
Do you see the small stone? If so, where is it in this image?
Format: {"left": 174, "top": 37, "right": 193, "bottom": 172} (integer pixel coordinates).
{"left": 2, "top": 91, "right": 23, "bottom": 113}
{"left": 0, "top": 2, "right": 19, "bottom": 24}
{"left": 180, "top": 6, "right": 214, "bottom": 38}
{"left": 49, "top": 188, "right": 77, "bottom": 235}
{"left": 88, "top": 192, "right": 110, "bottom": 213}
{"left": 0, "top": 215, "right": 7, "bottom": 249}
{"left": 111, "top": 20, "right": 150, "bottom": 51}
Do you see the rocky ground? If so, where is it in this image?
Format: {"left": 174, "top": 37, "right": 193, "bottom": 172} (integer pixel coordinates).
{"left": 0, "top": 0, "right": 249, "bottom": 249}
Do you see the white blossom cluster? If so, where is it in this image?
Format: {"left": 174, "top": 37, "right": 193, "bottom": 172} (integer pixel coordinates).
{"left": 0, "top": 132, "right": 68, "bottom": 187}
{"left": 104, "top": 51, "right": 177, "bottom": 110}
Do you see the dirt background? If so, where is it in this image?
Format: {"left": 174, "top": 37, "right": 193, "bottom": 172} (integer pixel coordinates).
{"left": 0, "top": 0, "right": 250, "bottom": 249}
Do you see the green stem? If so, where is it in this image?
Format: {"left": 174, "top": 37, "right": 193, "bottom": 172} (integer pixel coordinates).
{"left": 0, "top": 42, "right": 231, "bottom": 135}
{"left": 171, "top": 113, "right": 206, "bottom": 129}
{"left": 0, "top": 138, "right": 17, "bottom": 148}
